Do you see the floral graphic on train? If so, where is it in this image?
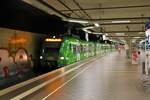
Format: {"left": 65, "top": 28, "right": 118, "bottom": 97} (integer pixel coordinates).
{"left": 0, "top": 48, "right": 33, "bottom": 79}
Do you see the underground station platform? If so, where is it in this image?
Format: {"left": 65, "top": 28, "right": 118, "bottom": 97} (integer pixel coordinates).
{"left": 0, "top": 51, "right": 150, "bottom": 100}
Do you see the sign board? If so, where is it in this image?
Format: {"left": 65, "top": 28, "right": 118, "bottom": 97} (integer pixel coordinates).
{"left": 146, "top": 21, "right": 150, "bottom": 29}
{"left": 145, "top": 29, "right": 150, "bottom": 44}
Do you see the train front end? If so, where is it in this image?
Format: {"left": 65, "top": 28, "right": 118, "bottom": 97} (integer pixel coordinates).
{"left": 40, "top": 38, "right": 63, "bottom": 70}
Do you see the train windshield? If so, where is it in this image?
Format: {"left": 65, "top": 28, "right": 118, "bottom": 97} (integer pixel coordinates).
{"left": 44, "top": 42, "right": 61, "bottom": 60}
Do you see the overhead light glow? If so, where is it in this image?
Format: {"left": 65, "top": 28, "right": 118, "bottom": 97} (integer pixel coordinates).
{"left": 83, "top": 26, "right": 94, "bottom": 30}
{"left": 68, "top": 20, "right": 88, "bottom": 23}
{"left": 105, "top": 33, "right": 108, "bottom": 36}
{"left": 138, "top": 32, "right": 144, "bottom": 34}
{"left": 92, "top": 32, "right": 103, "bottom": 34}
{"left": 115, "top": 33, "right": 125, "bottom": 36}
{"left": 132, "top": 39, "right": 136, "bottom": 43}
{"left": 133, "top": 37, "right": 142, "bottom": 39}
{"left": 111, "top": 20, "right": 130, "bottom": 23}
{"left": 94, "top": 23, "right": 100, "bottom": 27}
{"left": 45, "top": 38, "right": 62, "bottom": 42}
{"left": 83, "top": 29, "right": 92, "bottom": 33}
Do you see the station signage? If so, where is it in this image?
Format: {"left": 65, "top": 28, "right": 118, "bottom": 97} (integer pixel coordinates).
{"left": 146, "top": 21, "right": 150, "bottom": 44}
{"left": 145, "top": 29, "right": 150, "bottom": 44}
{"left": 146, "top": 21, "right": 150, "bottom": 29}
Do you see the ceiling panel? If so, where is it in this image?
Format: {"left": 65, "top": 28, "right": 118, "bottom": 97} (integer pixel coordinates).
{"left": 85, "top": 7, "right": 150, "bottom": 19}
{"left": 45, "top": 0, "right": 68, "bottom": 10}
{"left": 102, "top": 24, "right": 144, "bottom": 31}
{"left": 56, "top": 0, "right": 79, "bottom": 9}
{"left": 76, "top": 0, "right": 150, "bottom": 8}
{"left": 22, "top": 0, "right": 149, "bottom": 42}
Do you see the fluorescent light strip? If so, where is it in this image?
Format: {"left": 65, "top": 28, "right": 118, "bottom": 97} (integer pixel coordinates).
{"left": 133, "top": 37, "right": 142, "bottom": 39}
{"left": 83, "top": 29, "right": 92, "bottom": 33}
{"left": 83, "top": 26, "right": 94, "bottom": 30}
{"left": 111, "top": 20, "right": 130, "bottom": 23}
{"left": 92, "top": 32, "right": 103, "bottom": 34}
{"left": 68, "top": 20, "right": 88, "bottom": 23}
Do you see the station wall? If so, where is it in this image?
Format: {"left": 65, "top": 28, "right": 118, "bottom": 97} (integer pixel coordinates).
{"left": 0, "top": 28, "right": 46, "bottom": 80}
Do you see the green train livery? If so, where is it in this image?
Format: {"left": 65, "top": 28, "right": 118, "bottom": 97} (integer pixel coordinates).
{"left": 40, "top": 36, "right": 115, "bottom": 70}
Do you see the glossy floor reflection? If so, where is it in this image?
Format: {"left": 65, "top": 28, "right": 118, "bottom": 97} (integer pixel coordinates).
{"left": 25, "top": 51, "right": 150, "bottom": 100}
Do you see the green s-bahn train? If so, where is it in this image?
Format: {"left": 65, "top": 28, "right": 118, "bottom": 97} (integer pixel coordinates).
{"left": 40, "top": 36, "right": 114, "bottom": 69}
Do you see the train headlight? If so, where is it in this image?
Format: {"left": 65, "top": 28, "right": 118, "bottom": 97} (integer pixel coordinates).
{"left": 40, "top": 56, "right": 43, "bottom": 59}
{"left": 60, "top": 57, "right": 64, "bottom": 60}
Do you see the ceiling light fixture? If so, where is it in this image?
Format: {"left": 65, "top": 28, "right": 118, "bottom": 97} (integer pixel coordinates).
{"left": 92, "top": 32, "right": 103, "bottom": 34}
{"left": 68, "top": 19, "right": 89, "bottom": 23}
{"left": 132, "top": 39, "right": 136, "bottom": 43}
{"left": 83, "top": 26, "right": 95, "bottom": 30}
{"left": 138, "top": 32, "right": 144, "bottom": 34}
{"left": 105, "top": 33, "right": 108, "bottom": 36}
{"left": 111, "top": 20, "right": 131, "bottom": 23}
{"left": 133, "top": 37, "right": 142, "bottom": 39}
{"left": 94, "top": 23, "right": 100, "bottom": 27}
{"left": 83, "top": 29, "right": 92, "bottom": 33}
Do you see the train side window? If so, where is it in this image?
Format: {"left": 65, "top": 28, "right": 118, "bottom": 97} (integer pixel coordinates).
{"left": 82, "top": 45, "right": 84, "bottom": 52}
{"left": 70, "top": 44, "right": 73, "bottom": 53}
{"left": 73, "top": 45, "right": 76, "bottom": 54}
{"left": 84, "top": 45, "right": 86, "bottom": 52}
{"left": 86, "top": 45, "right": 88, "bottom": 52}
{"left": 77, "top": 45, "right": 80, "bottom": 53}
{"left": 76, "top": 45, "right": 78, "bottom": 54}
{"left": 80, "top": 45, "right": 83, "bottom": 52}
{"left": 69, "top": 44, "right": 72, "bottom": 50}
{"left": 79, "top": 45, "right": 81, "bottom": 53}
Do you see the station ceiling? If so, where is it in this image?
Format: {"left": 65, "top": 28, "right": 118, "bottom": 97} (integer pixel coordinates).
{"left": 22, "top": 0, "right": 150, "bottom": 44}
{"left": 0, "top": 0, "right": 149, "bottom": 44}
{"left": 0, "top": 0, "right": 67, "bottom": 34}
